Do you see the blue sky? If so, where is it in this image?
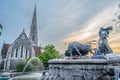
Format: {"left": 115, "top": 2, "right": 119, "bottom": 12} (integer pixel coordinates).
{"left": 0, "top": 0, "right": 120, "bottom": 53}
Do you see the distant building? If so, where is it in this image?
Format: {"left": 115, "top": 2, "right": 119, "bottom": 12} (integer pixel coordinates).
{"left": 0, "top": 5, "right": 41, "bottom": 71}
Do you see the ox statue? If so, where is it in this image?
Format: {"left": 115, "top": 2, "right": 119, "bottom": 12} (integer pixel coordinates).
{"left": 65, "top": 42, "right": 94, "bottom": 57}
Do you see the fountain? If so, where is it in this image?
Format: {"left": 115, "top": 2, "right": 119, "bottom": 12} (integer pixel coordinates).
{"left": 23, "top": 57, "right": 43, "bottom": 72}
{"left": 11, "top": 72, "right": 43, "bottom": 80}
{"left": 11, "top": 57, "right": 44, "bottom": 80}
{"left": 48, "top": 27, "right": 120, "bottom": 80}
{"left": 7, "top": 26, "right": 120, "bottom": 80}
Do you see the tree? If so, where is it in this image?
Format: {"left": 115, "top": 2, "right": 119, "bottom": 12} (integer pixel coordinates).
{"left": 39, "top": 44, "right": 60, "bottom": 67}
{"left": 0, "top": 24, "right": 3, "bottom": 35}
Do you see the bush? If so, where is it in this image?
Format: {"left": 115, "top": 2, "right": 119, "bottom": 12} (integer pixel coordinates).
{"left": 24, "top": 63, "right": 33, "bottom": 72}
{"left": 16, "top": 61, "right": 32, "bottom": 72}
{"left": 16, "top": 61, "right": 25, "bottom": 72}
{"left": 29, "top": 57, "right": 43, "bottom": 71}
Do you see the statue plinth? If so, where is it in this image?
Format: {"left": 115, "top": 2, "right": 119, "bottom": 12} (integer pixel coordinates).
{"left": 48, "top": 59, "right": 111, "bottom": 79}
{"left": 47, "top": 27, "right": 120, "bottom": 80}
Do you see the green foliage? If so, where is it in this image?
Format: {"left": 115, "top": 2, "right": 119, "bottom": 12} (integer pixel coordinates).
{"left": 16, "top": 61, "right": 32, "bottom": 72}
{"left": 26, "top": 58, "right": 31, "bottom": 62}
{"left": 30, "top": 57, "right": 43, "bottom": 71}
{"left": 16, "top": 57, "right": 43, "bottom": 72}
{"left": 39, "top": 44, "right": 60, "bottom": 67}
{"left": 30, "top": 58, "right": 40, "bottom": 65}
{"left": 24, "top": 63, "right": 33, "bottom": 72}
{"left": 16, "top": 61, "right": 25, "bottom": 72}
{"left": 0, "top": 24, "right": 3, "bottom": 35}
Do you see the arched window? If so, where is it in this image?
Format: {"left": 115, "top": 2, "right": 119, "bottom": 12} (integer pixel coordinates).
{"left": 25, "top": 49, "right": 28, "bottom": 58}
{"left": 20, "top": 45, "right": 23, "bottom": 58}
{"left": 15, "top": 49, "right": 18, "bottom": 58}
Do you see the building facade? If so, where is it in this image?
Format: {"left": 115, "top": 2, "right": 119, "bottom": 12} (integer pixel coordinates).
{"left": 0, "top": 6, "right": 41, "bottom": 71}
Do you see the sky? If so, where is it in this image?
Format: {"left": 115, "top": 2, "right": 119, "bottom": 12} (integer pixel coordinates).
{"left": 0, "top": 0, "right": 120, "bottom": 54}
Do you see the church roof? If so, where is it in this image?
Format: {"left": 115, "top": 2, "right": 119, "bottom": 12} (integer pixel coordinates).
{"left": 11, "top": 29, "right": 41, "bottom": 56}
{"left": 12, "top": 29, "right": 33, "bottom": 49}
{"left": 34, "top": 46, "right": 41, "bottom": 56}
{"left": 15, "top": 29, "right": 29, "bottom": 41}
{"left": 1, "top": 43, "right": 10, "bottom": 59}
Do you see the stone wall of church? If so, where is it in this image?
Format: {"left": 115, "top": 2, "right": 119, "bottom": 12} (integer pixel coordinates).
{"left": 5, "top": 31, "right": 35, "bottom": 71}
{"left": 10, "top": 59, "right": 25, "bottom": 70}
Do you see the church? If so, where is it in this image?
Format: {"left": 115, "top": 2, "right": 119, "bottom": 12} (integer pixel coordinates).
{"left": 0, "top": 6, "right": 41, "bottom": 71}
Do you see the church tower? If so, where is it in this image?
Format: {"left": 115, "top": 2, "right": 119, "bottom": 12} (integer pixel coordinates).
{"left": 29, "top": 5, "right": 38, "bottom": 46}
{"left": 1, "top": 5, "right": 41, "bottom": 71}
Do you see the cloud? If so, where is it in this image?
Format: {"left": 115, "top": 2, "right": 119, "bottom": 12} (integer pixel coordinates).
{"left": 58, "top": 3, "right": 120, "bottom": 53}
{"left": 0, "top": 0, "right": 120, "bottom": 53}
{"left": 39, "top": 0, "right": 89, "bottom": 45}
{"left": 39, "top": 0, "right": 119, "bottom": 46}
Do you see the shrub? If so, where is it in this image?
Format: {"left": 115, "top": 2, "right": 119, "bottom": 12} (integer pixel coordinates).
{"left": 16, "top": 61, "right": 32, "bottom": 72}
{"left": 16, "top": 61, "right": 25, "bottom": 72}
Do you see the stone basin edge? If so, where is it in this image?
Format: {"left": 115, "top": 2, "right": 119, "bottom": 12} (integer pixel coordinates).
{"left": 48, "top": 59, "right": 107, "bottom": 64}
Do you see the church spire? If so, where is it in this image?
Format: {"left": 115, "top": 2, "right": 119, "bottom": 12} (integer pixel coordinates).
{"left": 29, "top": 5, "right": 38, "bottom": 46}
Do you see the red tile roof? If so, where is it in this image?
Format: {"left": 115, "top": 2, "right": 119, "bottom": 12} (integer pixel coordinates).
{"left": 34, "top": 46, "right": 41, "bottom": 56}
{"left": 1, "top": 44, "right": 10, "bottom": 59}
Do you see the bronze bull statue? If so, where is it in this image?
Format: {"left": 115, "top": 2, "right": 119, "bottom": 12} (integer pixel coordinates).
{"left": 65, "top": 42, "right": 94, "bottom": 57}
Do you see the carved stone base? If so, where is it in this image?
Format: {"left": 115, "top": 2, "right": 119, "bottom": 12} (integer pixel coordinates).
{"left": 48, "top": 58, "right": 120, "bottom": 80}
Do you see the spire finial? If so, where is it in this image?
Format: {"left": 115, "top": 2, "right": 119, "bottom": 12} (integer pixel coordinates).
{"left": 23, "top": 28, "right": 25, "bottom": 32}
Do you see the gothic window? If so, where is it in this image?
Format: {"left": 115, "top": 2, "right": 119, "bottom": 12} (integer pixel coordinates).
{"left": 20, "top": 45, "right": 23, "bottom": 58}
{"left": 15, "top": 49, "right": 18, "bottom": 58}
{"left": 25, "top": 49, "right": 28, "bottom": 58}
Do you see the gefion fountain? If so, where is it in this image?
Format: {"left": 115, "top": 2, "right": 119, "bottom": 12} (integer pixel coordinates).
{"left": 48, "top": 27, "right": 120, "bottom": 80}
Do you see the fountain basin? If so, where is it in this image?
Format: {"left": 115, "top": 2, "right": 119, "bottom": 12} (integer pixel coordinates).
{"left": 0, "top": 77, "right": 10, "bottom": 80}
{"left": 0, "top": 72, "right": 10, "bottom": 80}
{"left": 49, "top": 59, "right": 120, "bottom": 80}
{"left": 11, "top": 72, "right": 42, "bottom": 80}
